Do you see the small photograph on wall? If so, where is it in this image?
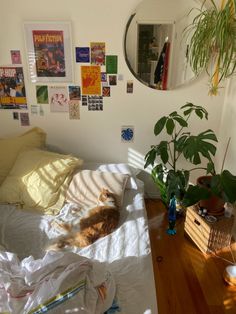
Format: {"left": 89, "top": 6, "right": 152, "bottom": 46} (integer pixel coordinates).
{"left": 24, "top": 22, "right": 73, "bottom": 83}
{"left": 10, "top": 50, "right": 22, "bottom": 64}
{"left": 69, "top": 100, "right": 80, "bottom": 119}
{"left": 36, "top": 85, "right": 49, "bottom": 104}
{"left": 82, "top": 95, "right": 88, "bottom": 106}
{"left": 13, "top": 112, "right": 19, "bottom": 120}
{"left": 88, "top": 95, "right": 103, "bottom": 111}
{"left": 75, "top": 47, "right": 90, "bottom": 63}
{"left": 90, "top": 42, "right": 105, "bottom": 65}
{"left": 69, "top": 85, "right": 80, "bottom": 100}
{"left": 127, "top": 80, "right": 133, "bottom": 93}
{"left": 81, "top": 66, "right": 101, "bottom": 95}
{"left": 20, "top": 112, "right": 30, "bottom": 126}
{"left": 121, "top": 126, "right": 134, "bottom": 143}
{"left": 106, "top": 55, "right": 118, "bottom": 74}
{"left": 0, "top": 66, "right": 27, "bottom": 109}
{"left": 49, "top": 86, "right": 69, "bottom": 112}
{"left": 102, "top": 86, "right": 110, "bottom": 97}
{"left": 101, "top": 72, "right": 107, "bottom": 82}
{"left": 109, "top": 75, "right": 117, "bottom": 86}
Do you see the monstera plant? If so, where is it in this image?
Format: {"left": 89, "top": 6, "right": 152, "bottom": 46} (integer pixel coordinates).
{"left": 186, "top": 0, "right": 236, "bottom": 95}
{"left": 144, "top": 103, "right": 218, "bottom": 207}
{"left": 144, "top": 103, "right": 236, "bottom": 209}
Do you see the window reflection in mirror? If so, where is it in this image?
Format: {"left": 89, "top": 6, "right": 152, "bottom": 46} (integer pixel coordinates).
{"left": 124, "top": 0, "right": 204, "bottom": 91}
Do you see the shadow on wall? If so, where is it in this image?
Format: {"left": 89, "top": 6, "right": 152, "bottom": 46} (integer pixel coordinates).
{"left": 127, "top": 148, "right": 160, "bottom": 199}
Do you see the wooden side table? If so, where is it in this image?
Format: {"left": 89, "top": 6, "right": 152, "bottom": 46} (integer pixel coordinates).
{"left": 184, "top": 206, "right": 234, "bottom": 253}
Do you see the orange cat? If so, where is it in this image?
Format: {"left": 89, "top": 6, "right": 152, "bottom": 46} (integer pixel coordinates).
{"left": 51, "top": 188, "right": 119, "bottom": 249}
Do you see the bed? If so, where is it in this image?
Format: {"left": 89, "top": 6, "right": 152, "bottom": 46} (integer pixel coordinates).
{"left": 0, "top": 129, "right": 157, "bottom": 313}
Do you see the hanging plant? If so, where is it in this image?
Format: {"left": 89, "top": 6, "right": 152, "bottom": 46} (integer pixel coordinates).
{"left": 186, "top": 0, "right": 236, "bottom": 95}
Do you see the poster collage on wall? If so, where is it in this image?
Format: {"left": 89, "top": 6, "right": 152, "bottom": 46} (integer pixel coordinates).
{"left": 0, "top": 22, "right": 134, "bottom": 142}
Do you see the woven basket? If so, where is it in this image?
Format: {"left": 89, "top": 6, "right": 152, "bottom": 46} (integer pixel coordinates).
{"left": 184, "top": 206, "right": 234, "bottom": 253}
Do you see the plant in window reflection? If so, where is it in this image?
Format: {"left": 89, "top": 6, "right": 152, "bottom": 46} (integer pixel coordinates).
{"left": 144, "top": 103, "right": 218, "bottom": 207}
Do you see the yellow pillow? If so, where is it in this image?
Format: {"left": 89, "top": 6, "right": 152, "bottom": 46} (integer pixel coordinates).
{"left": 0, "top": 128, "right": 46, "bottom": 185}
{"left": 0, "top": 149, "right": 83, "bottom": 215}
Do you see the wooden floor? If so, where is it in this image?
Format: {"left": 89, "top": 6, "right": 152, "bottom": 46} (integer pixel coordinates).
{"left": 145, "top": 199, "right": 236, "bottom": 314}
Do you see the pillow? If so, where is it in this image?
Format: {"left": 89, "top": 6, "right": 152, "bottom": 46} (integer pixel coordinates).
{"left": 66, "top": 170, "right": 129, "bottom": 208}
{"left": 98, "top": 163, "right": 140, "bottom": 190}
{"left": 0, "top": 149, "right": 83, "bottom": 215}
{"left": 0, "top": 127, "right": 46, "bottom": 185}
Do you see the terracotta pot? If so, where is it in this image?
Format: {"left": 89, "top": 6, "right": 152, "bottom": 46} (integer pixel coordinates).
{"left": 196, "top": 175, "right": 225, "bottom": 216}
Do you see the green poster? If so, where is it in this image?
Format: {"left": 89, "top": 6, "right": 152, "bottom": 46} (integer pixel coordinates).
{"left": 106, "top": 55, "right": 118, "bottom": 74}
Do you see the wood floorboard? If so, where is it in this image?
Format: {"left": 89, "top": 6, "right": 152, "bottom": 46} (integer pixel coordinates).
{"left": 145, "top": 199, "right": 236, "bottom": 314}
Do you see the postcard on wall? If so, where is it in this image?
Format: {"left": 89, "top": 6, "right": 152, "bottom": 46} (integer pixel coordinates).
{"left": 31, "top": 104, "right": 39, "bottom": 115}
{"left": 49, "top": 86, "right": 69, "bottom": 112}
{"left": 127, "top": 80, "right": 133, "bottom": 93}
{"left": 13, "top": 112, "right": 19, "bottom": 120}
{"left": 69, "top": 85, "right": 80, "bottom": 100}
{"left": 109, "top": 75, "right": 117, "bottom": 86}
{"left": 20, "top": 112, "right": 30, "bottom": 126}
{"left": 69, "top": 100, "right": 80, "bottom": 119}
{"left": 24, "top": 22, "right": 73, "bottom": 83}
{"left": 106, "top": 55, "right": 118, "bottom": 74}
{"left": 82, "top": 95, "right": 88, "bottom": 106}
{"left": 36, "top": 85, "right": 49, "bottom": 104}
{"left": 75, "top": 47, "right": 90, "bottom": 63}
{"left": 81, "top": 65, "right": 101, "bottom": 95}
{"left": 10, "top": 50, "right": 22, "bottom": 64}
{"left": 0, "top": 67, "right": 27, "bottom": 109}
{"left": 102, "top": 86, "right": 110, "bottom": 97}
{"left": 88, "top": 95, "right": 103, "bottom": 111}
{"left": 121, "top": 126, "right": 134, "bottom": 143}
{"left": 90, "top": 42, "right": 105, "bottom": 65}
{"left": 101, "top": 72, "right": 107, "bottom": 82}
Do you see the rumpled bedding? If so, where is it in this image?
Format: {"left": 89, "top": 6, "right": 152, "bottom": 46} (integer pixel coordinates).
{"left": 0, "top": 250, "right": 115, "bottom": 314}
{"left": 0, "top": 180, "right": 158, "bottom": 314}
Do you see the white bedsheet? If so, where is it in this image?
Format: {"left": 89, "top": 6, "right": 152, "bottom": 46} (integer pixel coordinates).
{"left": 0, "top": 180, "right": 158, "bottom": 314}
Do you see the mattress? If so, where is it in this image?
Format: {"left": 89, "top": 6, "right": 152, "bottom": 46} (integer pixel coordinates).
{"left": 0, "top": 180, "right": 158, "bottom": 314}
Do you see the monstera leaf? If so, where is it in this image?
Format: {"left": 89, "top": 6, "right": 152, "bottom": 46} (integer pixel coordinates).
{"left": 182, "top": 129, "right": 217, "bottom": 164}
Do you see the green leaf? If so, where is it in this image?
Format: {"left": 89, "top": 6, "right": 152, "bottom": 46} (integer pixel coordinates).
{"left": 166, "top": 118, "right": 175, "bottom": 135}
{"left": 173, "top": 116, "right": 188, "bottom": 127}
{"left": 144, "top": 148, "right": 157, "bottom": 168}
{"left": 157, "top": 141, "right": 169, "bottom": 164}
{"left": 154, "top": 117, "right": 167, "bottom": 136}
{"left": 183, "top": 108, "right": 192, "bottom": 116}
{"left": 195, "top": 109, "right": 204, "bottom": 119}
{"left": 220, "top": 170, "right": 236, "bottom": 203}
{"left": 182, "top": 129, "right": 217, "bottom": 165}
{"left": 183, "top": 185, "right": 210, "bottom": 207}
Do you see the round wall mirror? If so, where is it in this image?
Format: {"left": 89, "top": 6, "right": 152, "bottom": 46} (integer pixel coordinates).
{"left": 124, "top": 0, "right": 203, "bottom": 90}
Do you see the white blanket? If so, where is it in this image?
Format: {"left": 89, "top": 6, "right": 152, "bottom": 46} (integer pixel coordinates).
{"left": 0, "top": 250, "right": 115, "bottom": 314}
{"left": 0, "top": 181, "right": 158, "bottom": 314}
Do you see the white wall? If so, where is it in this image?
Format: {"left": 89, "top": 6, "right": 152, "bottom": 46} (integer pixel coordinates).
{"left": 215, "top": 78, "right": 236, "bottom": 238}
{"left": 0, "top": 0, "right": 225, "bottom": 197}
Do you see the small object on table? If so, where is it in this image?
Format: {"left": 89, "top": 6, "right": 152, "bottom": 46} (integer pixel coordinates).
{"left": 223, "top": 265, "right": 236, "bottom": 286}
{"left": 167, "top": 194, "right": 177, "bottom": 235}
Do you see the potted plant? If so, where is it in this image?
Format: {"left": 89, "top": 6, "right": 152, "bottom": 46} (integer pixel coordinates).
{"left": 194, "top": 138, "right": 236, "bottom": 215}
{"left": 144, "top": 103, "right": 217, "bottom": 208}
{"left": 185, "top": 0, "right": 236, "bottom": 95}
{"left": 144, "top": 103, "right": 236, "bottom": 217}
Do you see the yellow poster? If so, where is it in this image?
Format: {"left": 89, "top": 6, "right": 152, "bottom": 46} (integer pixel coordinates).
{"left": 81, "top": 66, "right": 101, "bottom": 95}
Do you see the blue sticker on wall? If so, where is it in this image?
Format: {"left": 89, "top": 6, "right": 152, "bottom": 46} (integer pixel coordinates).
{"left": 121, "top": 126, "right": 134, "bottom": 142}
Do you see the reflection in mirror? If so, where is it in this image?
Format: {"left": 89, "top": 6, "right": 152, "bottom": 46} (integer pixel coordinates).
{"left": 124, "top": 0, "right": 204, "bottom": 90}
